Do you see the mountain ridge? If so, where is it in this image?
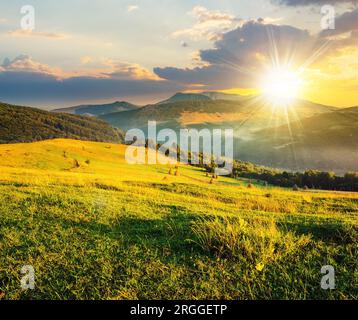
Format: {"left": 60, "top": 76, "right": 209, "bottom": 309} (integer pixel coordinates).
{"left": 237, "top": 107, "right": 358, "bottom": 173}
{"left": 0, "top": 102, "right": 124, "bottom": 144}
{"left": 100, "top": 95, "right": 338, "bottom": 133}
{"left": 53, "top": 101, "right": 138, "bottom": 116}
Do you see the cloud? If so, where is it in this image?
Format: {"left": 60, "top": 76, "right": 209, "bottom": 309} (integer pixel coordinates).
{"left": 7, "top": 29, "right": 68, "bottom": 39}
{"left": 156, "top": 20, "right": 318, "bottom": 89}
{"left": 80, "top": 56, "right": 94, "bottom": 65}
{"left": 1, "top": 55, "right": 63, "bottom": 76}
{"left": 260, "top": 17, "right": 284, "bottom": 24}
{"left": 127, "top": 5, "right": 139, "bottom": 12}
{"left": 172, "top": 5, "right": 240, "bottom": 41}
{"left": 100, "top": 59, "right": 161, "bottom": 80}
{"left": 0, "top": 72, "right": 181, "bottom": 106}
{"left": 272, "top": 0, "right": 358, "bottom": 6}
{"left": 1, "top": 55, "right": 160, "bottom": 81}
{"left": 0, "top": 55, "right": 182, "bottom": 107}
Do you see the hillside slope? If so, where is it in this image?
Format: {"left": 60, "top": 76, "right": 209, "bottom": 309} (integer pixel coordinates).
{"left": 0, "top": 139, "right": 356, "bottom": 299}
{"left": 0, "top": 102, "right": 124, "bottom": 144}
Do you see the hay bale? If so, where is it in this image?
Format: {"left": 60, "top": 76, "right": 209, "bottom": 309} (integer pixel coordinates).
{"left": 73, "top": 159, "right": 80, "bottom": 168}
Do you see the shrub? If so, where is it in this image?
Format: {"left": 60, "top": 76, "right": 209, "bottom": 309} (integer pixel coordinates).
{"left": 191, "top": 217, "right": 311, "bottom": 266}
{"left": 336, "top": 223, "right": 358, "bottom": 244}
{"left": 236, "top": 196, "right": 297, "bottom": 213}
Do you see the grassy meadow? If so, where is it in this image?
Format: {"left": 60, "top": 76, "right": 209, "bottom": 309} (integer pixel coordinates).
{"left": 0, "top": 139, "right": 357, "bottom": 299}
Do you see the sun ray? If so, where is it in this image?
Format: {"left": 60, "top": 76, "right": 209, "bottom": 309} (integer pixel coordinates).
{"left": 261, "top": 67, "right": 302, "bottom": 105}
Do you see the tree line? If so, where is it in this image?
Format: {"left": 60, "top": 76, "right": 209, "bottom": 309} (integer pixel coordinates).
{"left": 210, "top": 160, "right": 358, "bottom": 192}
{"left": 141, "top": 141, "right": 358, "bottom": 192}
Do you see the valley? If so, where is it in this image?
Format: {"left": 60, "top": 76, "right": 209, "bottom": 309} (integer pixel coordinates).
{"left": 55, "top": 92, "right": 355, "bottom": 173}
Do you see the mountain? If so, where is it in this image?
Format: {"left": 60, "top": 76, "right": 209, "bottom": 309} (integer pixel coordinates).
{"left": 237, "top": 107, "right": 358, "bottom": 173}
{"left": 201, "top": 91, "right": 248, "bottom": 101}
{"left": 157, "top": 92, "right": 212, "bottom": 105}
{"left": 337, "top": 106, "right": 358, "bottom": 113}
{"left": 100, "top": 96, "right": 337, "bottom": 137}
{"left": 157, "top": 92, "right": 249, "bottom": 104}
{"left": 98, "top": 93, "right": 358, "bottom": 172}
{"left": 0, "top": 102, "right": 124, "bottom": 144}
{"left": 52, "top": 101, "right": 138, "bottom": 116}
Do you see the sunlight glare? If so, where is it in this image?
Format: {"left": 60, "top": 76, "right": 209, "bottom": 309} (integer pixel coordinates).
{"left": 261, "top": 68, "right": 302, "bottom": 106}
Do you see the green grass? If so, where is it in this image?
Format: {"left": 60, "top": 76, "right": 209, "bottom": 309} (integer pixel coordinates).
{"left": 0, "top": 139, "right": 357, "bottom": 299}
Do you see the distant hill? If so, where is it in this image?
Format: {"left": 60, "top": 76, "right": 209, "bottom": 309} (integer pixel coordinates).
{"left": 157, "top": 92, "right": 249, "bottom": 104}
{"left": 238, "top": 107, "right": 358, "bottom": 173}
{"left": 337, "top": 106, "right": 358, "bottom": 113}
{"left": 0, "top": 102, "right": 124, "bottom": 144}
{"left": 100, "top": 96, "right": 337, "bottom": 136}
{"left": 201, "top": 91, "right": 248, "bottom": 101}
{"left": 97, "top": 94, "right": 358, "bottom": 172}
{"left": 157, "top": 92, "right": 212, "bottom": 105}
{"left": 53, "top": 101, "right": 138, "bottom": 116}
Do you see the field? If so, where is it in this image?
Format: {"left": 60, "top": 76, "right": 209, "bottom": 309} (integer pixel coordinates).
{"left": 0, "top": 139, "right": 357, "bottom": 299}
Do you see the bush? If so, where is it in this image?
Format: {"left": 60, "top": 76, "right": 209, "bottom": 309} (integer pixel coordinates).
{"left": 191, "top": 217, "right": 311, "bottom": 266}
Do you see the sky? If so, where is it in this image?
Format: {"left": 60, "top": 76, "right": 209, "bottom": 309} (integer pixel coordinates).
{"left": 0, "top": 0, "right": 357, "bottom": 109}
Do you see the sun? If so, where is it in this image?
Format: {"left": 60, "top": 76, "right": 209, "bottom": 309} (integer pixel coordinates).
{"left": 261, "top": 68, "right": 302, "bottom": 105}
